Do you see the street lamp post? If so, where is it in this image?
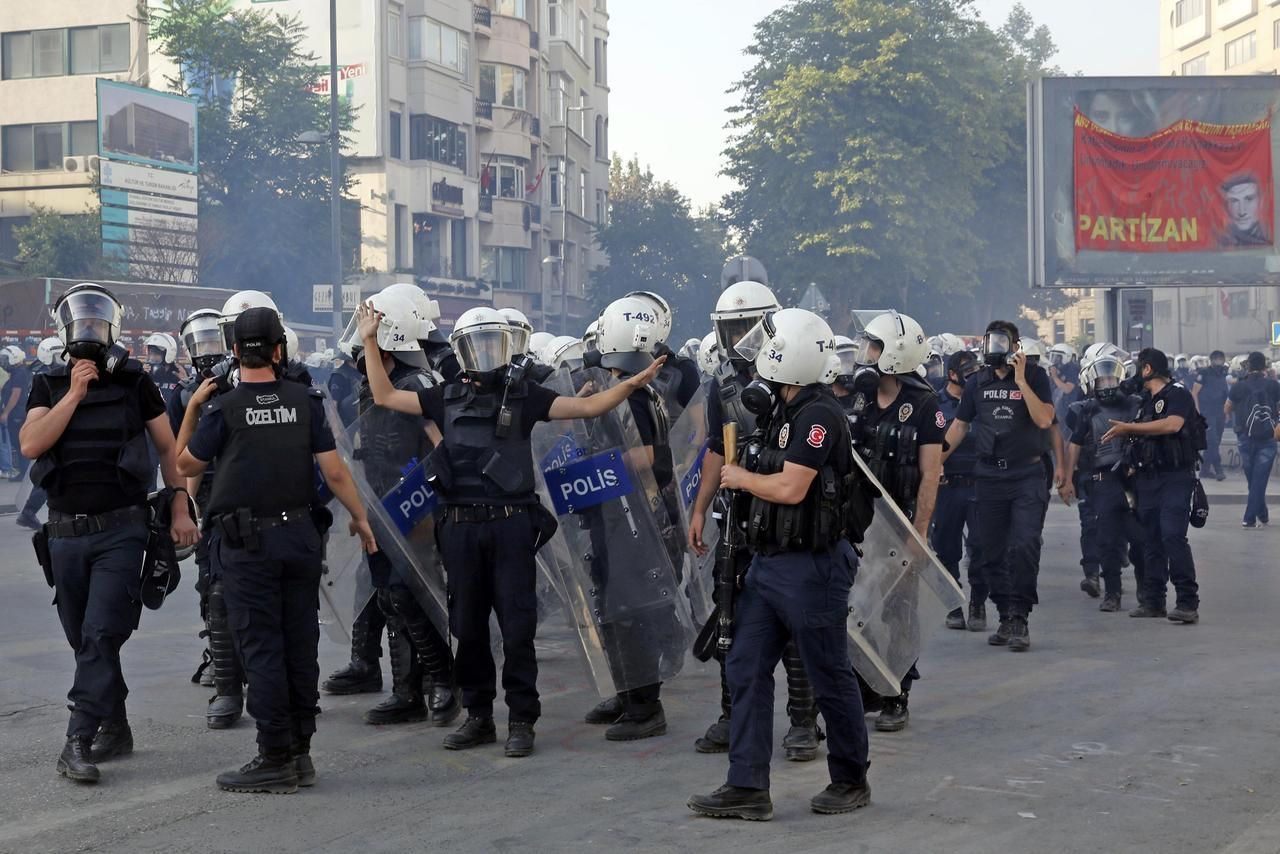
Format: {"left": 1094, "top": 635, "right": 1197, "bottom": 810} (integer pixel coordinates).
{"left": 327, "top": 0, "right": 343, "bottom": 346}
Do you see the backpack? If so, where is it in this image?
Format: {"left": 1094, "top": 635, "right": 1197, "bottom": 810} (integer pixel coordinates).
{"left": 1242, "top": 379, "right": 1276, "bottom": 440}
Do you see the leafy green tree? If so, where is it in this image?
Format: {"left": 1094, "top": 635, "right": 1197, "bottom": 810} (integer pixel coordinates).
{"left": 144, "top": 0, "right": 355, "bottom": 318}
{"left": 590, "top": 157, "right": 728, "bottom": 344}
{"left": 13, "top": 206, "right": 102, "bottom": 279}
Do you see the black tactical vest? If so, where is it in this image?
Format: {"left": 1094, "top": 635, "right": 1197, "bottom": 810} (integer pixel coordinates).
{"left": 968, "top": 365, "right": 1051, "bottom": 466}
{"left": 30, "top": 362, "right": 152, "bottom": 498}
{"left": 440, "top": 379, "right": 537, "bottom": 505}
{"left": 1135, "top": 384, "right": 1197, "bottom": 472}
{"left": 848, "top": 382, "right": 933, "bottom": 518}
{"left": 357, "top": 363, "right": 434, "bottom": 494}
{"left": 150, "top": 364, "right": 181, "bottom": 405}
{"left": 715, "top": 361, "right": 758, "bottom": 442}
{"left": 206, "top": 380, "right": 319, "bottom": 516}
{"left": 1079, "top": 395, "right": 1141, "bottom": 472}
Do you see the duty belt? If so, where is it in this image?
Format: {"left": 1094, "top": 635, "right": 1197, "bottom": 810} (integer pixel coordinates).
{"left": 446, "top": 504, "right": 527, "bottom": 522}
{"left": 978, "top": 455, "right": 1042, "bottom": 471}
{"left": 46, "top": 505, "right": 148, "bottom": 539}
{"left": 939, "top": 474, "right": 975, "bottom": 488}
{"left": 1089, "top": 469, "right": 1126, "bottom": 482}
{"left": 251, "top": 506, "right": 315, "bottom": 530}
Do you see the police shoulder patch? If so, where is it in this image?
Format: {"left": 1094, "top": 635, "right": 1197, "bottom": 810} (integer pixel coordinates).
{"left": 778, "top": 423, "right": 791, "bottom": 448}
{"left": 898, "top": 403, "right": 913, "bottom": 423}
{"left": 806, "top": 424, "right": 827, "bottom": 449}
{"left": 1155, "top": 399, "right": 1165, "bottom": 414}
{"left": 935, "top": 410, "right": 946, "bottom": 429}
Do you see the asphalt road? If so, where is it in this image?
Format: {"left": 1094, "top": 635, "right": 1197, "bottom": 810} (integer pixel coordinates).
{"left": 2, "top": 501, "right": 1278, "bottom": 854}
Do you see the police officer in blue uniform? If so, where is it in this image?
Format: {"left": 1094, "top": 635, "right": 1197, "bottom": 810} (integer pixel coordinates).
{"left": 1102, "top": 349, "right": 1201, "bottom": 624}
{"left": 1192, "top": 350, "right": 1229, "bottom": 480}
{"left": 358, "top": 303, "right": 665, "bottom": 758}
{"left": 177, "top": 308, "right": 377, "bottom": 793}
{"left": 688, "top": 308, "right": 872, "bottom": 822}
{"left": 930, "top": 350, "right": 986, "bottom": 630}
{"left": 21, "top": 283, "right": 199, "bottom": 784}
{"left": 944, "top": 321, "right": 1056, "bottom": 652}
{"left": 1063, "top": 353, "right": 1146, "bottom": 612}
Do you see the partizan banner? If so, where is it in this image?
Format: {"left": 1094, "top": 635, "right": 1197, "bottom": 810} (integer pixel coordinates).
{"left": 1074, "top": 109, "right": 1273, "bottom": 253}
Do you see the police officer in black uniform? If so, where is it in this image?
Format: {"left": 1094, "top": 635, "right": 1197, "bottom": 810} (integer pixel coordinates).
{"left": 944, "top": 321, "right": 1056, "bottom": 652}
{"left": 1063, "top": 353, "right": 1146, "bottom": 612}
{"left": 1192, "top": 350, "right": 1229, "bottom": 480}
{"left": 1101, "top": 349, "right": 1201, "bottom": 624}
{"left": 359, "top": 303, "right": 665, "bottom": 758}
{"left": 688, "top": 308, "right": 872, "bottom": 822}
{"left": 22, "top": 283, "right": 199, "bottom": 784}
{"left": 177, "top": 308, "right": 377, "bottom": 793}
{"left": 929, "top": 349, "right": 986, "bottom": 630}
{"left": 143, "top": 333, "right": 184, "bottom": 409}
{"left": 689, "top": 281, "right": 824, "bottom": 761}
{"left": 843, "top": 312, "right": 943, "bottom": 732}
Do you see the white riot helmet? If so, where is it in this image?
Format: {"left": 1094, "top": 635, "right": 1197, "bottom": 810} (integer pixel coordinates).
{"left": 344, "top": 292, "right": 430, "bottom": 367}
{"left": 219, "top": 290, "right": 280, "bottom": 352}
{"left": 582, "top": 320, "right": 601, "bottom": 352}
{"left": 624, "top": 291, "right": 673, "bottom": 346}
{"left": 1174, "top": 353, "right": 1189, "bottom": 371}
{"left": 1230, "top": 354, "right": 1249, "bottom": 377}
{"left": 712, "top": 281, "right": 780, "bottom": 363}
{"left": 735, "top": 308, "right": 837, "bottom": 387}
{"left": 54, "top": 283, "right": 124, "bottom": 363}
{"left": 697, "top": 332, "right": 720, "bottom": 376}
{"left": 1190, "top": 354, "right": 1210, "bottom": 371}
{"left": 282, "top": 326, "right": 299, "bottom": 364}
{"left": 850, "top": 311, "right": 928, "bottom": 376}
{"left": 380, "top": 282, "right": 442, "bottom": 341}
{"left": 180, "top": 308, "right": 228, "bottom": 373}
{"left": 1048, "top": 342, "right": 1078, "bottom": 366}
{"left": 926, "top": 333, "right": 965, "bottom": 359}
{"left": 543, "top": 335, "right": 585, "bottom": 371}
{"left": 450, "top": 307, "right": 513, "bottom": 375}
{"left": 529, "top": 332, "right": 555, "bottom": 361}
{"left": 36, "top": 336, "right": 65, "bottom": 367}
{"left": 830, "top": 335, "right": 857, "bottom": 385}
{"left": 1, "top": 345, "right": 25, "bottom": 367}
{"left": 678, "top": 337, "right": 702, "bottom": 361}
{"left": 1019, "top": 338, "right": 1048, "bottom": 367}
{"left": 1081, "top": 342, "right": 1127, "bottom": 374}
{"left": 497, "top": 308, "right": 532, "bottom": 357}
{"left": 597, "top": 296, "right": 659, "bottom": 374}
{"left": 143, "top": 332, "right": 177, "bottom": 365}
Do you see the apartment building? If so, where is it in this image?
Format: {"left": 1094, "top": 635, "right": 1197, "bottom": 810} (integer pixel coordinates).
{"left": 0, "top": 1, "right": 146, "bottom": 264}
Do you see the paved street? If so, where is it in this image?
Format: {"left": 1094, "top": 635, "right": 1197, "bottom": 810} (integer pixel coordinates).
{"left": 2, "top": 497, "right": 1279, "bottom": 854}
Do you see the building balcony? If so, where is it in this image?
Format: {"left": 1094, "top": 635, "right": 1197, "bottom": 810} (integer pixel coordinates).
{"left": 1172, "top": 11, "right": 1210, "bottom": 49}
{"left": 479, "top": 194, "right": 493, "bottom": 214}
{"left": 1217, "top": 0, "right": 1256, "bottom": 28}
{"left": 530, "top": 205, "right": 541, "bottom": 225}
{"left": 474, "top": 5, "right": 492, "bottom": 31}
{"left": 530, "top": 116, "right": 541, "bottom": 138}
{"left": 476, "top": 100, "right": 494, "bottom": 121}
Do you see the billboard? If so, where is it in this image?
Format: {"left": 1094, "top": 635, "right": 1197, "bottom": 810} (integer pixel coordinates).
{"left": 97, "top": 80, "right": 198, "bottom": 173}
{"left": 1029, "top": 77, "right": 1280, "bottom": 287}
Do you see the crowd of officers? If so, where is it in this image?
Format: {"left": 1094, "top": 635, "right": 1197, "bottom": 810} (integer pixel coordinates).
{"left": 20, "top": 259, "right": 1217, "bottom": 821}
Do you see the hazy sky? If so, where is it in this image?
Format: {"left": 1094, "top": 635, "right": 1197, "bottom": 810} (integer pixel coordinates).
{"left": 608, "top": 0, "right": 1159, "bottom": 208}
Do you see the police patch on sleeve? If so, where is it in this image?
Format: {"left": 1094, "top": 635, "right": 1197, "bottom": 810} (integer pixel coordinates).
{"left": 806, "top": 424, "right": 827, "bottom": 449}
{"left": 778, "top": 423, "right": 791, "bottom": 449}
{"left": 935, "top": 410, "right": 946, "bottom": 429}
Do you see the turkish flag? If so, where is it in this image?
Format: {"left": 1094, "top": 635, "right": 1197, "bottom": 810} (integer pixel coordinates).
{"left": 1220, "top": 288, "right": 1230, "bottom": 318}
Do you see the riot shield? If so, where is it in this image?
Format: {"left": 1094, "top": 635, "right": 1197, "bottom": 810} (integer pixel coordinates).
{"left": 531, "top": 367, "right": 696, "bottom": 698}
{"left": 847, "top": 453, "right": 965, "bottom": 697}
{"left": 325, "top": 401, "right": 450, "bottom": 641}
{"left": 667, "top": 380, "right": 718, "bottom": 625}
{"left": 314, "top": 403, "right": 376, "bottom": 644}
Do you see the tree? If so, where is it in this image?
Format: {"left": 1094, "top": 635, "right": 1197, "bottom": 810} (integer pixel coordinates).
{"left": 721, "top": 0, "right": 1066, "bottom": 335}
{"left": 13, "top": 206, "right": 102, "bottom": 279}
{"left": 144, "top": 0, "right": 355, "bottom": 318}
{"left": 589, "top": 157, "right": 729, "bottom": 344}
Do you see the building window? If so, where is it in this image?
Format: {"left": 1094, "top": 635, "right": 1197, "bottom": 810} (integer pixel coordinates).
{"left": 479, "top": 64, "right": 527, "bottom": 109}
{"left": 551, "top": 74, "right": 567, "bottom": 123}
{"left": 1225, "top": 31, "right": 1257, "bottom": 69}
{"left": 1, "top": 32, "right": 32, "bottom": 79}
{"left": 594, "top": 114, "right": 604, "bottom": 154}
{"left": 394, "top": 204, "right": 408, "bottom": 269}
{"left": 578, "top": 168, "right": 587, "bottom": 216}
{"left": 388, "top": 8, "right": 403, "bottom": 59}
{"left": 451, "top": 220, "right": 467, "bottom": 277}
{"left": 549, "top": 158, "right": 563, "bottom": 206}
{"left": 33, "top": 29, "right": 66, "bottom": 77}
{"left": 389, "top": 110, "right": 402, "bottom": 159}
{"left": 1228, "top": 290, "right": 1249, "bottom": 317}
{"left": 1079, "top": 318, "right": 1095, "bottom": 340}
{"left": 595, "top": 188, "right": 606, "bottom": 224}
{"left": 409, "top": 17, "right": 469, "bottom": 75}
{"left": 577, "top": 90, "right": 589, "bottom": 136}
{"left": 413, "top": 214, "right": 467, "bottom": 278}
{"left": 1052, "top": 320, "right": 1065, "bottom": 344}
{"left": 1174, "top": 0, "right": 1204, "bottom": 26}
{"left": 3, "top": 25, "right": 128, "bottom": 79}
{"left": 482, "top": 247, "right": 529, "bottom": 289}
{"left": 594, "top": 37, "right": 607, "bottom": 85}
{"left": 494, "top": 0, "right": 527, "bottom": 19}
{"left": 1, "top": 121, "right": 96, "bottom": 172}
{"left": 482, "top": 157, "right": 528, "bottom": 198}
{"left": 549, "top": 0, "right": 563, "bottom": 37}
{"left": 1182, "top": 53, "right": 1208, "bottom": 75}
{"left": 1186, "top": 295, "right": 1212, "bottom": 322}
{"left": 409, "top": 114, "right": 467, "bottom": 171}
{"left": 577, "top": 11, "right": 589, "bottom": 57}
{"left": 1274, "top": 18, "right": 1280, "bottom": 49}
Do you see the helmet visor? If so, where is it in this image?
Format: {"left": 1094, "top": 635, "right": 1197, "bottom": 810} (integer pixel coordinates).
{"left": 56, "top": 292, "right": 121, "bottom": 347}
{"left": 925, "top": 354, "right": 945, "bottom": 380}
{"left": 717, "top": 315, "right": 765, "bottom": 357}
{"left": 506, "top": 324, "right": 531, "bottom": 356}
{"left": 454, "top": 328, "right": 512, "bottom": 374}
{"left": 850, "top": 332, "right": 884, "bottom": 367}
{"left": 836, "top": 347, "right": 858, "bottom": 376}
{"left": 982, "top": 331, "right": 1013, "bottom": 358}
{"left": 1049, "top": 349, "right": 1071, "bottom": 366}
{"left": 183, "top": 321, "right": 225, "bottom": 360}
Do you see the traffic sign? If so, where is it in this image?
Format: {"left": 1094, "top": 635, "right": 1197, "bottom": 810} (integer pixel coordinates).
{"left": 1271, "top": 320, "right": 1280, "bottom": 347}
{"left": 799, "top": 283, "right": 829, "bottom": 313}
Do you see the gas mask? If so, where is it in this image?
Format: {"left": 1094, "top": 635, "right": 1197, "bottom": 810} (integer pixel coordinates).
{"left": 1118, "top": 372, "right": 1145, "bottom": 396}
{"left": 850, "top": 366, "right": 881, "bottom": 398}
{"left": 741, "top": 378, "right": 781, "bottom": 416}
{"left": 982, "top": 330, "right": 1014, "bottom": 368}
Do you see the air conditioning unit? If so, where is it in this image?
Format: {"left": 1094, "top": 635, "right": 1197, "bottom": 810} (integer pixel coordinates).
{"left": 64, "top": 155, "right": 100, "bottom": 173}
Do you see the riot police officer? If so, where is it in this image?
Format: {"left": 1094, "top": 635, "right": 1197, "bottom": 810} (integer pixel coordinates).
{"left": 929, "top": 349, "right": 985, "bottom": 630}
{"left": 21, "top": 283, "right": 199, "bottom": 784}
{"left": 689, "top": 282, "right": 824, "bottom": 762}
{"left": 1192, "top": 351, "right": 1229, "bottom": 480}
{"left": 177, "top": 307, "right": 376, "bottom": 793}
{"left": 14, "top": 337, "right": 65, "bottom": 530}
{"left": 944, "top": 321, "right": 1056, "bottom": 652}
{"left": 1063, "top": 353, "right": 1146, "bottom": 612}
{"left": 842, "top": 312, "right": 943, "bottom": 732}
{"left": 626, "top": 290, "right": 702, "bottom": 421}
{"left": 688, "top": 308, "right": 871, "bottom": 821}
{"left": 1102, "top": 349, "right": 1201, "bottom": 624}
{"left": 143, "top": 333, "right": 183, "bottom": 408}
{"left": 358, "top": 303, "right": 665, "bottom": 758}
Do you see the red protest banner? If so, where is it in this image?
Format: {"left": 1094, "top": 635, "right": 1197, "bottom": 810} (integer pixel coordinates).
{"left": 1074, "top": 108, "right": 1273, "bottom": 252}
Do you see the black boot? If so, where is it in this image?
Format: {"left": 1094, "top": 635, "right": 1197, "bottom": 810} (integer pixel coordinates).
{"left": 91, "top": 718, "right": 134, "bottom": 763}
{"left": 391, "top": 589, "right": 459, "bottom": 727}
{"left": 322, "top": 598, "right": 384, "bottom": 694}
{"left": 782, "top": 721, "right": 823, "bottom": 761}
{"left": 695, "top": 661, "right": 732, "bottom": 753}
{"left": 443, "top": 716, "right": 497, "bottom": 750}
{"left": 363, "top": 615, "right": 426, "bottom": 724}
{"left": 505, "top": 721, "right": 536, "bottom": 757}
{"left": 207, "top": 581, "right": 245, "bottom": 729}
{"left": 291, "top": 738, "right": 315, "bottom": 788}
{"left": 585, "top": 695, "right": 624, "bottom": 725}
{"left": 988, "top": 617, "right": 1013, "bottom": 646}
{"left": 605, "top": 695, "right": 667, "bottom": 742}
{"left": 1080, "top": 574, "right": 1101, "bottom": 598}
{"left": 687, "top": 785, "right": 773, "bottom": 821}
{"left": 1008, "top": 615, "right": 1030, "bottom": 652}
{"left": 1100, "top": 591, "right": 1122, "bottom": 612}
{"left": 967, "top": 601, "right": 987, "bottom": 633}
{"left": 945, "top": 607, "right": 966, "bottom": 630}
{"left": 810, "top": 781, "right": 871, "bottom": 815}
{"left": 875, "top": 693, "right": 910, "bottom": 732}
{"left": 216, "top": 749, "right": 298, "bottom": 794}
{"left": 56, "top": 736, "right": 99, "bottom": 783}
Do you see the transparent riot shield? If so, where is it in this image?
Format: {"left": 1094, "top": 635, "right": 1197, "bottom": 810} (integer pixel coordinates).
{"left": 317, "top": 487, "right": 375, "bottom": 645}
{"left": 667, "top": 380, "right": 718, "bottom": 625}
{"left": 531, "top": 367, "right": 696, "bottom": 698}
{"left": 325, "top": 401, "right": 450, "bottom": 641}
{"left": 847, "top": 453, "right": 965, "bottom": 697}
